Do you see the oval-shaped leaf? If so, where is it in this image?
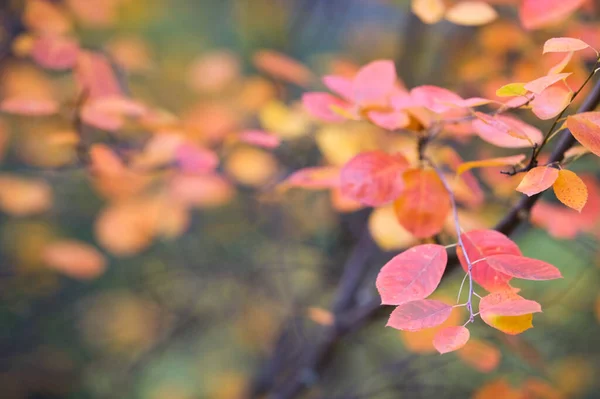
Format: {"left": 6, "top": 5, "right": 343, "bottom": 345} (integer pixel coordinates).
{"left": 520, "top": 0, "right": 586, "bottom": 30}
{"left": 457, "top": 339, "right": 501, "bottom": 373}
{"left": 340, "top": 151, "right": 409, "bottom": 206}
{"left": 394, "top": 168, "right": 451, "bottom": 238}
{"left": 458, "top": 230, "right": 519, "bottom": 292}
{"left": 302, "top": 92, "right": 348, "bottom": 122}
{"left": 566, "top": 112, "right": 600, "bottom": 157}
{"left": 485, "top": 254, "right": 562, "bottom": 280}
{"left": 433, "top": 326, "right": 470, "bottom": 354}
{"left": 387, "top": 299, "right": 452, "bottom": 332}
{"left": 412, "top": 0, "right": 446, "bottom": 24}
{"left": 376, "top": 244, "right": 448, "bottom": 305}
{"left": 353, "top": 60, "right": 396, "bottom": 107}
{"left": 479, "top": 292, "right": 541, "bottom": 335}
{"left": 496, "top": 82, "right": 527, "bottom": 98}
{"left": 516, "top": 166, "right": 560, "bottom": 196}
{"left": 531, "top": 83, "right": 572, "bottom": 120}
{"left": 524, "top": 73, "right": 572, "bottom": 95}
{"left": 543, "top": 37, "right": 591, "bottom": 54}
{"left": 280, "top": 166, "right": 340, "bottom": 190}
{"left": 553, "top": 169, "right": 588, "bottom": 212}
{"left": 472, "top": 114, "right": 542, "bottom": 148}
{"left": 445, "top": 1, "right": 497, "bottom": 26}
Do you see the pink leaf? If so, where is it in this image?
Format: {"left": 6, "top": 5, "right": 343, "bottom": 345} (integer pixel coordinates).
{"left": 387, "top": 299, "right": 452, "bottom": 332}
{"left": 376, "top": 244, "right": 448, "bottom": 305}
{"left": 485, "top": 254, "right": 563, "bottom": 280}
{"left": 175, "top": 144, "right": 219, "bottom": 174}
{"left": 524, "top": 73, "right": 572, "bottom": 95}
{"left": 238, "top": 130, "right": 281, "bottom": 149}
{"left": 516, "top": 166, "right": 560, "bottom": 196}
{"left": 322, "top": 75, "right": 354, "bottom": 101}
{"left": 479, "top": 291, "right": 542, "bottom": 316}
{"left": 302, "top": 92, "right": 349, "bottom": 122}
{"left": 31, "top": 35, "right": 80, "bottom": 70}
{"left": 520, "top": 0, "right": 586, "bottom": 30}
{"left": 340, "top": 151, "right": 409, "bottom": 206}
{"left": 543, "top": 37, "right": 591, "bottom": 54}
{"left": 472, "top": 114, "right": 542, "bottom": 148}
{"left": 531, "top": 83, "right": 572, "bottom": 120}
{"left": 410, "top": 85, "right": 465, "bottom": 114}
{"left": 353, "top": 60, "right": 396, "bottom": 106}
{"left": 433, "top": 326, "right": 470, "bottom": 354}
{"left": 458, "top": 230, "right": 519, "bottom": 292}
{"left": 367, "top": 110, "right": 410, "bottom": 131}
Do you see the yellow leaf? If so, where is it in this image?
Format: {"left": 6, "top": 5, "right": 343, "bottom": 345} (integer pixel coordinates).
{"left": 368, "top": 205, "right": 417, "bottom": 250}
{"left": 553, "top": 169, "right": 588, "bottom": 212}
{"left": 496, "top": 82, "right": 528, "bottom": 97}
{"left": 486, "top": 314, "right": 534, "bottom": 335}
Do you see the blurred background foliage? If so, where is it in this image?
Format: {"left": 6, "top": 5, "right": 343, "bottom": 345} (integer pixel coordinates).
{"left": 1, "top": 0, "right": 600, "bottom": 398}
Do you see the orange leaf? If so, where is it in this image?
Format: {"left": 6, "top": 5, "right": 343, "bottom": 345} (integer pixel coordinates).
{"left": 566, "top": 111, "right": 600, "bottom": 157}
{"left": 516, "top": 166, "right": 559, "bottom": 196}
{"left": 552, "top": 169, "right": 588, "bottom": 212}
{"left": 473, "top": 378, "right": 521, "bottom": 399}
{"left": 531, "top": 83, "right": 572, "bottom": 120}
{"left": 42, "top": 240, "right": 106, "bottom": 280}
{"left": 457, "top": 339, "right": 501, "bottom": 373}
{"left": 524, "top": 73, "right": 571, "bottom": 95}
{"left": 456, "top": 154, "right": 526, "bottom": 175}
{"left": 394, "top": 168, "right": 451, "bottom": 238}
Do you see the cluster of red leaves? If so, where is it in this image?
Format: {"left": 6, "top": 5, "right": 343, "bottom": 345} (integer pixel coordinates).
{"left": 297, "top": 36, "right": 600, "bottom": 354}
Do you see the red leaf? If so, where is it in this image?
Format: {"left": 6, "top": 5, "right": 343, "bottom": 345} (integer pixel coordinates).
{"left": 433, "top": 326, "right": 470, "bottom": 354}
{"left": 394, "top": 168, "right": 451, "bottom": 238}
{"left": 566, "top": 111, "right": 600, "bottom": 157}
{"left": 386, "top": 299, "right": 452, "bottom": 332}
{"left": 516, "top": 166, "right": 560, "bottom": 196}
{"left": 458, "top": 230, "right": 519, "bottom": 292}
{"left": 340, "top": 151, "right": 409, "bottom": 206}
{"left": 485, "top": 254, "right": 562, "bottom": 280}
{"left": 376, "top": 244, "right": 448, "bottom": 305}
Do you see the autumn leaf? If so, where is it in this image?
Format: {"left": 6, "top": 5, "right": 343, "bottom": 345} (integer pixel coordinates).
{"left": 516, "top": 166, "right": 560, "bottom": 196}
{"left": 386, "top": 299, "right": 453, "bottom": 332}
{"left": 456, "top": 154, "right": 526, "bottom": 175}
{"left": 543, "top": 37, "right": 591, "bottom": 54}
{"left": 394, "top": 168, "right": 451, "bottom": 238}
{"left": 531, "top": 83, "right": 572, "bottom": 120}
{"left": 479, "top": 291, "right": 541, "bottom": 335}
{"left": 42, "top": 240, "right": 107, "bottom": 280}
{"left": 566, "top": 112, "right": 600, "bottom": 157}
{"left": 472, "top": 114, "right": 542, "bottom": 148}
{"left": 520, "top": 0, "right": 587, "bottom": 30}
{"left": 485, "top": 254, "right": 563, "bottom": 280}
{"left": 376, "top": 244, "right": 448, "bottom": 305}
{"left": 458, "top": 230, "right": 519, "bottom": 292}
{"left": 340, "top": 151, "right": 409, "bottom": 206}
{"left": 444, "top": 2, "right": 497, "bottom": 26}
{"left": 457, "top": 339, "right": 501, "bottom": 373}
{"left": 524, "top": 73, "right": 572, "bottom": 95}
{"left": 496, "top": 82, "right": 527, "bottom": 97}
{"left": 553, "top": 169, "right": 588, "bottom": 212}
{"left": 411, "top": 0, "right": 445, "bottom": 24}
{"left": 433, "top": 326, "right": 470, "bottom": 354}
